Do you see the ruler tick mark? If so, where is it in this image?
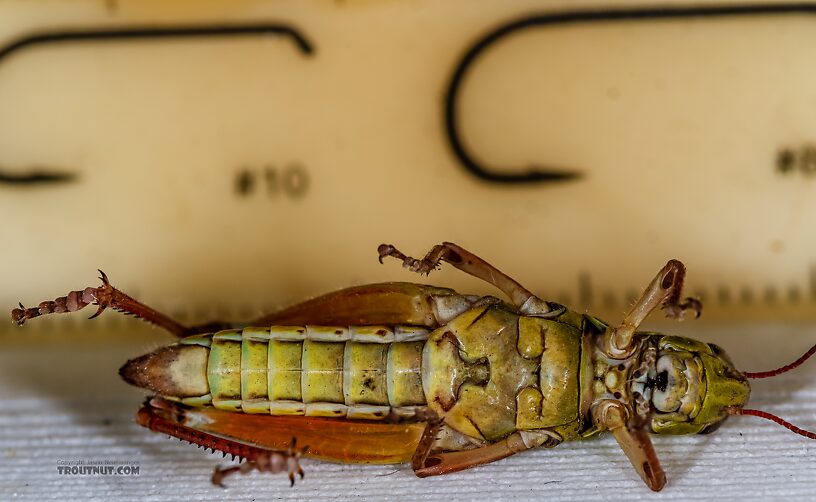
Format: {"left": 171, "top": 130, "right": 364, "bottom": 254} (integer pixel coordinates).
{"left": 810, "top": 264, "right": 816, "bottom": 301}
{"left": 578, "top": 272, "right": 592, "bottom": 308}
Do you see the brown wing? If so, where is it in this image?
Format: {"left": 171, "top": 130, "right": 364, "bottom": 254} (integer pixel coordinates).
{"left": 252, "top": 282, "right": 465, "bottom": 327}
{"left": 175, "top": 405, "right": 425, "bottom": 464}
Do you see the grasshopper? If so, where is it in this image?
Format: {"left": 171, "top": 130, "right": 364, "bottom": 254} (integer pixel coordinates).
{"left": 11, "top": 242, "right": 816, "bottom": 490}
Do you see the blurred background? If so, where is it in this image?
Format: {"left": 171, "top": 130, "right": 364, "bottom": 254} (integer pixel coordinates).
{"left": 0, "top": 0, "right": 814, "bottom": 500}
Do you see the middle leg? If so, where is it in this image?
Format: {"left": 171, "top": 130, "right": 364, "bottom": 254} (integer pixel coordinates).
{"left": 411, "top": 424, "right": 558, "bottom": 477}
{"left": 378, "top": 242, "right": 551, "bottom": 316}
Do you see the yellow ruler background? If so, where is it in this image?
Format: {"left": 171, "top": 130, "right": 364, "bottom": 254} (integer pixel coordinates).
{"left": 1, "top": 0, "right": 815, "bottom": 327}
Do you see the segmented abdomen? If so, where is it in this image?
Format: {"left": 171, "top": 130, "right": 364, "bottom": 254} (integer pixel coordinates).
{"left": 176, "top": 325, "right": 429, "bottom": 420}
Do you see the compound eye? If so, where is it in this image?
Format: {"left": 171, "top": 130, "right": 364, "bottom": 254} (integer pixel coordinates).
{"left": 708, "top": 343, "right": 736, "bottom": 366}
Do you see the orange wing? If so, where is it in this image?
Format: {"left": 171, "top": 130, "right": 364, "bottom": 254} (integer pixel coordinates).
{"left": 252, "top": 282, "right": 464, "bottom": 327}
{"left": 178, "top": 404, "right": 426, "bottom": 464}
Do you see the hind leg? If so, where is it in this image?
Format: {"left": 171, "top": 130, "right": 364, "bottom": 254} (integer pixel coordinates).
{"left": 11, "top": 270, "right": 230, "bottom": 338}
{"left": 138, "top": 398, "right": 305, "bottom": 487}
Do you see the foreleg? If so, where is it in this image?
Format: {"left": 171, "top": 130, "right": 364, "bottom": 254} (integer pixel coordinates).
{"left": 602, "top": 260, "right": 701, "bottom": 358}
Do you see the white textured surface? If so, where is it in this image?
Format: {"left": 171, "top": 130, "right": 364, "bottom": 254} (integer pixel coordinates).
{"left": 0, "top": 319, "right": 815, "bottom": 501}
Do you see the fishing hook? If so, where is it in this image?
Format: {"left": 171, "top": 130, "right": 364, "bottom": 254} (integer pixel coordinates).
{"left": 445, "top": 3, "right": 816, "bottom": 184}
{"left": 0, "top": 21, "right": 314, "bottom": 186}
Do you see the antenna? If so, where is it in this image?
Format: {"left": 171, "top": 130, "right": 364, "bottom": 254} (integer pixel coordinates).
{"left": 743, "top": 343, "right": 816, "bottom": 379}
{"left": 729, "top": 407, "right": 816, "bottom": 440}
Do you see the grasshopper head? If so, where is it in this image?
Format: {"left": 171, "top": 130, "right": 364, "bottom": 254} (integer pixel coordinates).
{"left": 637, "top": 335, "right": 750, "bottom": 435}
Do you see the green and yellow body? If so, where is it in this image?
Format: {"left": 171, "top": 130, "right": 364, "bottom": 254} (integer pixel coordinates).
{"left": 12, "top": 247, "right": 783, "bottom": 489}
{"left": 120, "top": 281, "right": 749, "bottom": 467}
{"left": 148, "top": 305, "right": 588, "bottom": 434}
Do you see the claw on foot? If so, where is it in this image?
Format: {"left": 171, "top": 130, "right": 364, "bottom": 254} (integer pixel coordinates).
{"left": 377, "top": 244, "right": 395, "bottom": 264}
{"left": 378, "top": 243, "right": 440, "bottom": 276}
{"left": 11, "top": 303, "right": 27, "bottom": 325}
{"left": 662, "top": 296, "right": 702, "bottom": 320}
